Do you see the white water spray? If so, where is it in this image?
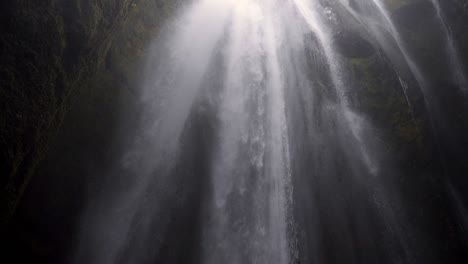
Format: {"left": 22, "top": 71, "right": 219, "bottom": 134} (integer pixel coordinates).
{"left": 72, "top": 0, "right": 468, "bottom": 263}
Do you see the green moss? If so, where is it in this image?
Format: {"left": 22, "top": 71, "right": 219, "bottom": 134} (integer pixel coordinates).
{"left": 346, "top": 54, "right": 426, "bottom": 162}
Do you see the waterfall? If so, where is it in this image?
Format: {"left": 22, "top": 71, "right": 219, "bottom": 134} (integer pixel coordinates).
{"left": 202, "top": 1, "right": 292, "bottom": 262}
{"left": 73, "top": 0, "right": 468, "bottom": 263}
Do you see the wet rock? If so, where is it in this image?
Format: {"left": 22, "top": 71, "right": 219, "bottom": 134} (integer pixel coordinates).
{"left": 392, "top": 1, "right": 436, "bottom": 29}
{"left": 334, "top": 31, "right": 375, "bottom": 58}
{"left": 0, "top": 0, "right": 180, "bottom": 230}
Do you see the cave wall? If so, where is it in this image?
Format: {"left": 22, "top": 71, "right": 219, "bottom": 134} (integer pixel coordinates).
{"left": 0, "top": 0, "right": 181, "bottom": 234}
{"left": 1, "top": 0, "right": 183, "bottom": 262}
{"left": 0, "top": 0, "right": 130, "bottom": 226}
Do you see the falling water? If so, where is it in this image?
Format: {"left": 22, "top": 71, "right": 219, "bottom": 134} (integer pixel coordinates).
{"left": 430, "top": 0, "right": 468, "bottom": 91}
{"left": 398, "top": 76, "right": 415, "bottom": 120}
{"left": 202, "top": 1, "right": 292, "bottom": 262}
{"left": 353, "top": 0, "right": 428, "bottom": 97}
{"left": 73, "top": 0, "right": 468, "bottom": 263}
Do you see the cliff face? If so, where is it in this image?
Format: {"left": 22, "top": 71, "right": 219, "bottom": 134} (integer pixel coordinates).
{"left": 333, "top": 2, "right": 468, "bottom": 260}
{"left": 0, "top": 0, "right": 127, "bottom": 225}
{"left": 1, "top": 0, "right": 181, "bottom": 262}
{"left": 0, "top": 0, "right": 180, "bottom": 228}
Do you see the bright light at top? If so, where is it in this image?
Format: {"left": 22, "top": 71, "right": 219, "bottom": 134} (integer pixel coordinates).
{"left": 225, "top": 0, "right": 264, "bottom": 19}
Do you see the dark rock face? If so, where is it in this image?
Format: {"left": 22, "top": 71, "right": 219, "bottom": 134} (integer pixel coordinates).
{"left": 0, "top": 0, "right": 137, "bottom": 226}
{"left": 335, "top": 32, "right": 375, "bottom": 58}
{"left": 1, "top": 0, "right": 182, "bottom": 262}
{"left": 0, "top": 0, "right": 181, "bottom": 232}
{"left": 392, "top": 1, "right": 436, "bottom": 27}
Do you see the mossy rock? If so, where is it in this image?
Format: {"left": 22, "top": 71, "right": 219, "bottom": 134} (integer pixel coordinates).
{"left": 346, "top": 55, "right": 427, "bottom": 164}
